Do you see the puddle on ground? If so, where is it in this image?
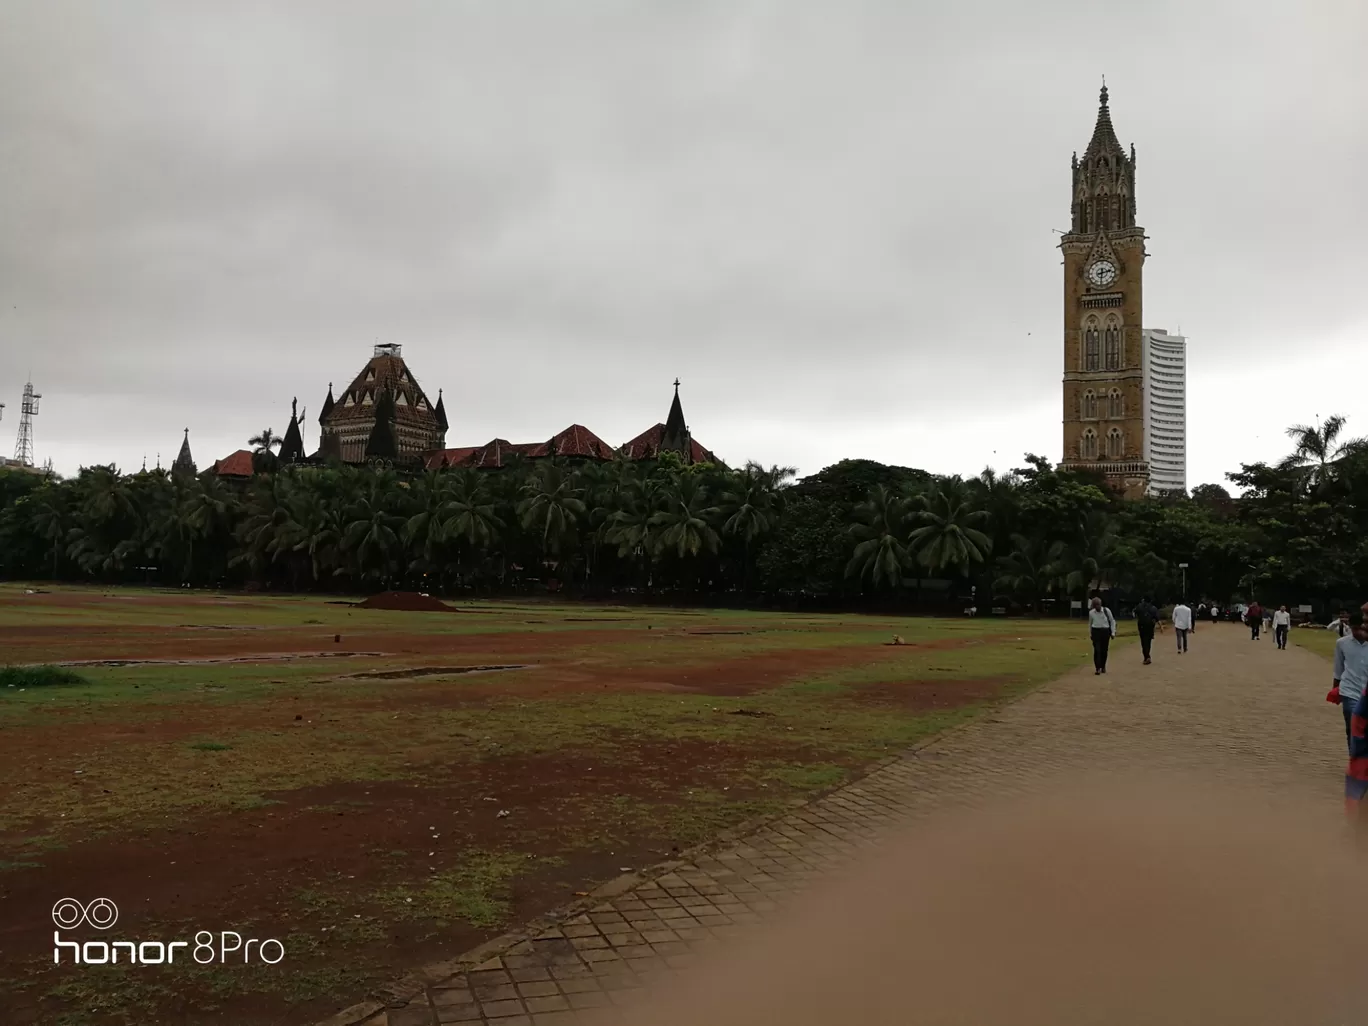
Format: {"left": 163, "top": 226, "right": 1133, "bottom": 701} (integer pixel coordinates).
{"left": 50, "top": 652, "right": 388, "bottom": 668}
{"left": 344, "top": 664, "right": 528, "bottom": 680}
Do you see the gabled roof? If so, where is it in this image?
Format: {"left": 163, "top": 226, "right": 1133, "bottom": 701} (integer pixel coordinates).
{"left": 619, "top": 423, "right": 718, "bottom": 465}
{"left": 526, "top": 424, "right": 616, "bottom": 460}
{"left": 422, "top": 446, "right": 479, "bottom": 470}
{"left": 213, "top": 450, "right": 255, "bottom": 478}
{"left": 465, "top": 438, "right": 540, "bottom": 469}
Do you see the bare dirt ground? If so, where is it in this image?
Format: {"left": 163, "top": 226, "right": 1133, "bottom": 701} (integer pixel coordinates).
{"left": 0, "top": 589, "right": 1059, "bottom": 1026}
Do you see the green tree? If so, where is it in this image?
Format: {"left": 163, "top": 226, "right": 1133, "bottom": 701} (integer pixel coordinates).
{"left": 845, "top": 485, "right": 912, "bottom": 589}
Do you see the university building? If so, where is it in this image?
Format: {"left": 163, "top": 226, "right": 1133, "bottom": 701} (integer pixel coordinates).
{"left": 1059, "top": 85, "right": 1189, "bottom": 499}
{"left": 213, "top": 344, "right": 718, "bottom": 477}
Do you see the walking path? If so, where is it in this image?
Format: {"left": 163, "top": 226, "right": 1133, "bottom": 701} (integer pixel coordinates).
{"left": 317, "top": 623, "right": 1340, "bottom": 1026}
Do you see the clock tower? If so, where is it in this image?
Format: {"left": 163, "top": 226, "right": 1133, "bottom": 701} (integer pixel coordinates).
{"left": 1060, "top": 84, "right": 1149, "bottom": 499}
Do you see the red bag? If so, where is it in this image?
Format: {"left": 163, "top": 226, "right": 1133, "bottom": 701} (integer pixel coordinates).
{"left": 1328, "top": 687, "right": 1342, "bottom": 705}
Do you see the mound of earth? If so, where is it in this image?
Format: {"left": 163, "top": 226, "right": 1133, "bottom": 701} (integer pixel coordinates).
{"left": 355, "top": 591, "right": 455, "bottom": 612}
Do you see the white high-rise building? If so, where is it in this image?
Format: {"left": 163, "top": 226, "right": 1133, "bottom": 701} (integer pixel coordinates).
{"left": 1141, "top": 328, "right": 1187, "bottom": 495}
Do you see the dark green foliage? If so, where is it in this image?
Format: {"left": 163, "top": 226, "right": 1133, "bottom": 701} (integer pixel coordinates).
{"left": 0, "top": 665, "right": 88, "bottom": 688}
{"left": 2, "top": 414, "right": 1367, "bottom": 613}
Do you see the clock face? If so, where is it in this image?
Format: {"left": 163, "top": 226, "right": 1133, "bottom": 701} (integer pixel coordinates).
{"left": 1088, "top": 260, "right": 1117, "bottom": 288}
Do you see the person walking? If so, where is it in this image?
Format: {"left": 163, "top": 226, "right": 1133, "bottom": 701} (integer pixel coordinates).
{"left": 1246, "top": 600, "right": 1263, "bottom": 640}
{"left": 1088, "top": 596, "right": 1117, "bottom": 675}
{"left": 1273, "top": 605, "right": 1291, "bottom": 650}
{"left": 1172, "top": 599, "right": 1193, "bottom": 654}
{"left": 1330, "top": 610, "right": 1354, "bottom": 638}
{"left": 1134, "top": 597, "right": 1159, "bottom": 665}
{"left": 1333, "top": 613, "right": 1368, "bottom": 752}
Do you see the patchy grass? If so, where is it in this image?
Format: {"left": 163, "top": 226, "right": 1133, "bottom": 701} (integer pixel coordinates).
{"left": 378, "top": 850, "right": 545, "bottom": 929}
{"left": 0, "top": 588, "right": 1092, "bottom": 1026}
{"left": 1293, "top": 628, "right": 1341, "bottom": 660}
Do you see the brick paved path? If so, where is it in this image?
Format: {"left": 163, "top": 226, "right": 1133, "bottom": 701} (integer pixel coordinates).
{"left": 320, "top": 623, "right": 1340, "bottom": 1026}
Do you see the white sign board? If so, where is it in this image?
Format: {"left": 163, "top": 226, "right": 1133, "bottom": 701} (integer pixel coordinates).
{"left": 1070, "top": 600, "right": 1083, "bottom": 609}
{"left": 1298, "top": 605, "right": 1314, "bottom": 613}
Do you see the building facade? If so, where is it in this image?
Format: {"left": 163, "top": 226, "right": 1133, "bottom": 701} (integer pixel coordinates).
{"left": 1141, "top": 328, "right": 1186, "bottom": 494}
{"left": 1059, "top": 85, "right": 1151, "bottom": 500}
{"left": 316, "top": 344, "right": 446, "bottom": 463}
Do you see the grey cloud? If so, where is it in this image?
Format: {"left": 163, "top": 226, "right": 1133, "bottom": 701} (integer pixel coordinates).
{"left": 0, "top": 0, "right": 1364, "bottom": 485}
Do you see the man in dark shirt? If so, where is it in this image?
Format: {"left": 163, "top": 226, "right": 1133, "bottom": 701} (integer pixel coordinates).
{"left": 1134, "top": 597, "right": 1160, "bottom": 665}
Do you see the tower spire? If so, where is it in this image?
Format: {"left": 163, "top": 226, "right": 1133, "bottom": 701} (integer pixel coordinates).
{"left": 1070, "top": 80, "right": 1136, "bottom": 235}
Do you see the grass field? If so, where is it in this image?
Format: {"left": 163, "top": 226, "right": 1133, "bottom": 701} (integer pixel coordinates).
{"left": 0, "top": 584, "right": 1091, "bottom": 1025}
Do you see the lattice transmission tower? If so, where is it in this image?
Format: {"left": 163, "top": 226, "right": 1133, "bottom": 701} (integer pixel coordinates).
{"left": 13, "top": 380, "right": 41, "bottom": 466}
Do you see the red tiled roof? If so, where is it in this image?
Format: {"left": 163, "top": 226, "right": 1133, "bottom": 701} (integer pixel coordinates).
{"left": 620, "top": 424, "right": 717, "bottom": 464}
{"left": 421, "top": 446, "right": 478, "bottom": 470}
{"left": 213, "top": 450, "right": 255, "bottom": 477}
{"left": 525, "top": 424, "right": 616, "bottom": 461}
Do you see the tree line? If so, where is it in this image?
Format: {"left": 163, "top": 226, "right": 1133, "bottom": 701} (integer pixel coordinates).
{"left": 2, "top": 416, "right": 1366, "bottom": 613}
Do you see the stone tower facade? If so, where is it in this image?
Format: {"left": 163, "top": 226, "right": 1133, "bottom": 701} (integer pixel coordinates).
{"left": 1060, "top": 85, "right": 1150, "bottom": 500}
{"left": 318, "top": 344, "right": 446, "bottom": 464}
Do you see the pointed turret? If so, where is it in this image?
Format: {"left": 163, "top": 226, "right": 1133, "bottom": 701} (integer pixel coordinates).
{"left": 1069, "top": 81, "right": 1137, "bottom": 235}
{"left": 659, "top": 378, "right": 692, "bottom": 459}
{"left": 319, "top": 383, "right": 335, "bottom": 423}
{"left": 364, "top": 388, "right": 398, "bottom": 460}
{"left": 279, "top": 397, "right": 306, "bottom": 463}
{"left": 172, "top": 428, "right": 197, "bottom": 477}
{"left": 434, "top": 388, "right": 448, "bottom": 434}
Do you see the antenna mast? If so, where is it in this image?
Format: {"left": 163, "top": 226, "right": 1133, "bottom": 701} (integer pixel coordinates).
{"left": 13, "top": 380, "right": 41, "bottom": 466}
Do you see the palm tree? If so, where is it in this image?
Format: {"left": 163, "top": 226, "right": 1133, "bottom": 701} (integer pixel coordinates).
{"left": 1280, "top": 415, "right": 1366, "bottom": 490}
{"left": 650, "top": 474, "right": 722, "bottom": 561}
{"left": 249, "top": 428, "right": 282, "bottom": 455}
{"left": 605, "top": 479, "right": 660, "bottom": 589}
{"left": 993, "top": 533, "right": 1063, "bottom": 613}
{"left": 844, "top": 484, "right": 912, "bottom": 589}
{"left": 343, "top": 488, "right": 404, "bottom": 584}
{"left": 1054, "top": 510, "right": 1120, "bottom": 596}
{"left": 25, "top": 487, "right": 70, "bottom": 579}
{"left": 517, "top": 462, "right": 586, "bottom": 571}
{"left": 441, "top": 469, "right": 504, "bottom": 586}
{"left": 719, "top": 461, "right": 792, "bottom": 593}
{"left": 908, "top": 486, "right": 993, "bottom": 577}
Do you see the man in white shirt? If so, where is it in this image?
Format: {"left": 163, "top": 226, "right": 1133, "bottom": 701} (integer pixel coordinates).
{"left": 1330, "top": 610, "right": 1354, "bottom": 638}
{"left": 1171, "top": 600, "right": 1193, "bottom": 654}
{"left": 1272, "top": 605, "right": 1292, "bottom": 649}
{"left": 1087, "top": 596, "right": 1117, "bottom": 675}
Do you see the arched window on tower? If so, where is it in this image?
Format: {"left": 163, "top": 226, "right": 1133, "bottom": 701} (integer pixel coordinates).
{"left": 1084, "top": 317, "right": 1101, "bottom": 371}
{"left": 1080, "top": 429, "right": 1098, "bottom": 460}
{"left": 1082, "top": 389, "right": 1098, "bottom": 419}
{"left": 1103, "top": 316, "right": 1121, "bottom": 370}
{"left": 1107, "top": 427, "right": 1124, "bottom": 459}
{"left": 1108, "top": 388, "right": 1123, "bottom": 418}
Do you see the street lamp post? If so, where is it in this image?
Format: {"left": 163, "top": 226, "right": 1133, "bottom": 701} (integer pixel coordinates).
{"left": 1178, "top": 562, "right": 1189, "bottom": 602}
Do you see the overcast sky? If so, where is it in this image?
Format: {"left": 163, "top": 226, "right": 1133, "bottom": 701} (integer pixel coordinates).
{"left": 1, "top": 1, "right": 1365, "bottom": 489}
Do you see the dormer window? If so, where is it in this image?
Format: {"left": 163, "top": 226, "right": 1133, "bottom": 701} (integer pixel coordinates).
{"left": 395, "top": 392, "right": 409, "bottom": 406}
{"left": 362, "top": 392, "right": 374, "bottom": 406}
{"left": 344, "top": 394, "right": 356, "bottom": 407}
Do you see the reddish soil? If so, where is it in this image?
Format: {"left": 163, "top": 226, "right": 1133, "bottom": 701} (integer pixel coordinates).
{"left": 0, "top": 739, "right": 825, "bottom": 1026}
{"left": 355, "top": 591, "right": 456, "bottom": 612}
{"left": 0, "top": 591, "right": 1013, "bottom": 1025}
